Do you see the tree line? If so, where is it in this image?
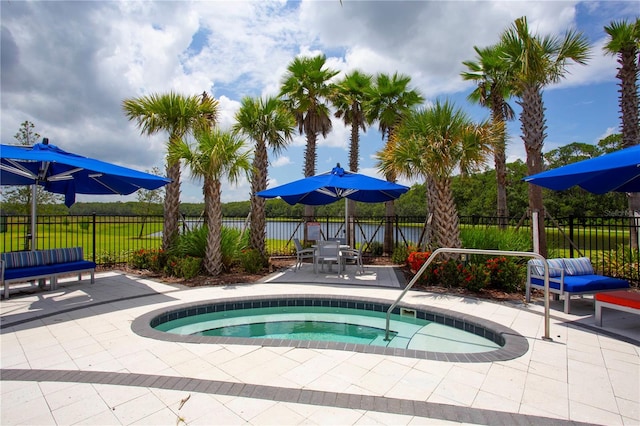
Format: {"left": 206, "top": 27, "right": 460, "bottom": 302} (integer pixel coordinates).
{"left": 2, "top": 137, "right": 627, "bottom": 220}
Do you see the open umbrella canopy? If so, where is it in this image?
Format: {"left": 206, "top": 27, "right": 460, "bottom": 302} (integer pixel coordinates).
{"left": 257, "top": 164, "right": 409, "bottom": 206}
{"left": 1, "top": 141, "right": 170, "bottom": 207}
{"left": 523, "top": 145, "right": 640, "bottom": 194}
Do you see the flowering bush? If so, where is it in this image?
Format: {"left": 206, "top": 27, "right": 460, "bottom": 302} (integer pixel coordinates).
{"left": 463, "top": 263, "right": 490, "bottom": 292}
{"left": 407, "top": 251, "right": 432, "bottom": 272}
{"left": 129, "top": 248, "right": 164, "bottom": 272}
{"left": 485, "top": 257, "right": 525, "bottom": 292}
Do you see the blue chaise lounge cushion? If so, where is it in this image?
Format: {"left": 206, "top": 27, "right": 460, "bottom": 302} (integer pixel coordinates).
{"left": 530, "top": 275, "right": 629, "bottom": 293}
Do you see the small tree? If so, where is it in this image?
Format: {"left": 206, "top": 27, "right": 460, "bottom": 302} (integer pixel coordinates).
{"left": 2, "top": 121, "right": 63, "bottom": 214}
{"left": 134, "top": 166, "right": 165, "bottom": 238}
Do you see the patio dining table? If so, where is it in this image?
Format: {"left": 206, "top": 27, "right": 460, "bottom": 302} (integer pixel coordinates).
{"left": 312, "top": 242, "right": 350, "bottom": 273}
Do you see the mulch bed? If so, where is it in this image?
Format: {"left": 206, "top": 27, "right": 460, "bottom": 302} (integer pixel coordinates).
{"left": 110, "top": 256, "right": 525, "bottom": 303}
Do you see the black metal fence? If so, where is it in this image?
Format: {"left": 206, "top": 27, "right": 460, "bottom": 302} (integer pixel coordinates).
{"left": 1, "top": 213, "right": 638, "bottom": 282}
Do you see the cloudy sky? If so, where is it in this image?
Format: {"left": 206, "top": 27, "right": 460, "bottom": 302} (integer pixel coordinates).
{"left": 1, "top": 1, "right": 637, "bottom": 204}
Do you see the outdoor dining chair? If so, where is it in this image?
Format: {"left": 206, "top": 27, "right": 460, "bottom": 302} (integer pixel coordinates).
{"left": 293, "top": 238, "right": 315, "bottom": 272}
{"left": 339, "top": 247, "right": 364, "bottom": 275}
{"left": 314, "top": 240, "right": 340, "bottom": 273}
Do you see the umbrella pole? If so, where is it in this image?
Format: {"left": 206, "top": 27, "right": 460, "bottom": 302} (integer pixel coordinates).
{"left": 31, "top": 184, "right": 37, "bottom": 251}
{"left": 345, "top": 198, "right": 348, "bottom": 244}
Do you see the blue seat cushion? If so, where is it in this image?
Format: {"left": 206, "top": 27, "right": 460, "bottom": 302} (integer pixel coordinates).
{"left": 53, "top": 261, "right": 96, "bottom": 274}
{"left": 3, "top": 265, "right": 57, "bottom": 281}
{"left": 531, "top": 275, "right": 629, "bottom": 293}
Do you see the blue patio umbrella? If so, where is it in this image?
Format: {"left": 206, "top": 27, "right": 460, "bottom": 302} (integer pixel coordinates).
{"left": 257, "top": 164, "right": 409, "bottom": 205}
{"left": 1, "top": 140, "right": 170, "bottom": 206}
{"left": 1, "top": 139, "right": 170, "bottom": 248}
{"left": 523, "top": 145, "right": 640, "bottom": 194}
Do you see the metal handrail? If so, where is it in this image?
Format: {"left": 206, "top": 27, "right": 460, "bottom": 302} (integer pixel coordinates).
{"left": 385, "top": 248, "right": 552, "bottom": 341}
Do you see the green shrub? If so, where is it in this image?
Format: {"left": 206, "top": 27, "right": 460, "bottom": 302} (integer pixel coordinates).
{"left": 96, "top": 251, "right": 118, "bottom": 266}
{"left": 391, "top": 244, "right": 414, "bottom": 265}
{"left": 170, "top": 225, "right": 248, "bottom": 273}
{"left": 165, "top": 255, "right": 202, "bottom": 279}
{"left": 239, "top": 248, "right": 266, "bottom": 274}
{"left": 461, "top": 227, "right": 531, "bottom": 252}
{"left": 596, "top": 245, "right": 639, "bottom": 283}
{"left": 368, "top": 241, "right": 383, "bottom": 256}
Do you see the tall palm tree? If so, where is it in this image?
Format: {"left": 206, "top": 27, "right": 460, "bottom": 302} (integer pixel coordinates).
{"left": 462, "top": 44, "right": 515, "bottom": 228}
{"left": 366, "top": 72, "right": 424, "bottom": 253}
{"left": 279, "top": 54, "right": 339, "bottom": 223}
{"left": 604, "top": 18, "right": 640, "bottom": 149}
{"left": 604, "top": 18, "right": 640, "bottom": 247}
{"left": 168, "top": 129, "right": 251, "bottom": 276}
{"left": 380, "top": 100, "right": 496, "bottom": 251}
{"left": 122, "top": 92, "right": 219, "bottom": 251}
{"left": 499, "top": 16, "right": 590, "bottom": 256}
{"left": 331, "top": 70, "right": 373, "bottom": 245}
{"left": 233, "top": 96, "right": 295, "bottom": 257}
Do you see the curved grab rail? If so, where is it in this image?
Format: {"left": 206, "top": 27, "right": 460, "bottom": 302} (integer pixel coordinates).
{"left": 385, "top": 248, "right": 552, "bottom": 341}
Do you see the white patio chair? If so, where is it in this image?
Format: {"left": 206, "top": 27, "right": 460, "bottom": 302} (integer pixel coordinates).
{"left": 293, "top": 238, "right": 315, "bottom": 272}
{"left": 314, "top": 240, "right": 340, "bottom": 273}
{"left": 339, "top": 247, "right": 364, "bottom": 275}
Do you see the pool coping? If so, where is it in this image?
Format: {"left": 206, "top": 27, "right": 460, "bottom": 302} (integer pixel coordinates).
{"left": 132, "top": 294, "right": 529, "bottom": 363}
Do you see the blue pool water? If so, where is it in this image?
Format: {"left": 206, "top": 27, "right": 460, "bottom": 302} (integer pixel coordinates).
{"left": 154, "top": 306, "right": 501, "bottom": 354}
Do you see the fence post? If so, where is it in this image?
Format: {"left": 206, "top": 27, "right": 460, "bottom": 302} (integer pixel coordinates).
{"left": 395, "top": 215, "right": 399, "bottom": 251}
{"left": 569, "top": 215, "right": 574, "bottom": 258}
{"left": 92, "top": 212, "right": 97, "bottom": 263}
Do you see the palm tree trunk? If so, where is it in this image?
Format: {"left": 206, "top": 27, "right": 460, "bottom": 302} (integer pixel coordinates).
{"left": 204, "top": 178, "right": 223, "bottom": 276}
{"left": 347, "top": 120, "right": 360, "bottom": 246}
{"left": 619, "top": 49, "right": 640, "bottom": 248}
{"left": 303, "top": 130, "right": 317, "bottom": 240}
{"left": 383, "top": 167, "right": 396, "bottom": 255}
{"left": 432, "top": 177, "right": 461, "bottom": 256}
{"left": 162, "top": 160, "right": 181, "bottom": 251}
{"left": 519, "top": 86, "right": 548, "bottom": 256}
{"left": 495, "top": 139, "right": 508, "bottom": 228}
{"left": 250, "top": 140, "right": 268, "bottom": 256}
{"left": 491, "top": 103, "right": 509, "bottom": 229}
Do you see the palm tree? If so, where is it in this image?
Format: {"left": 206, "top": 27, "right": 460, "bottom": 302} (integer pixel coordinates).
{"left": 604, "top": 18, "right": 640, "bottom": 149}
{"left": 604, "top": 18, "right": 640, "bottom": 248}
{"left": 279, "top": 54, "right": 339, "bottom": 223}
{"left": 122, "top": 92, "right": 219, "bottom": 251}
{"left": 168, "top": 129, "right": 251, "bottom": 276}
{"left": 380, "top": 100, "right": 496, "bottom": 251}
{"left": 331, "top": 70, "right": 373, "bottom": 245}
{"left": 366, "top": 72, "right": 424, "bottom": 253}
{"left": 462, "top": 44, "right": 515, "bottom": 228}
{"left": 233, "top": 96, "right": 295, "bottom": 257}
{"left": 499, "top": 16, "right": 590, "bottom": 256}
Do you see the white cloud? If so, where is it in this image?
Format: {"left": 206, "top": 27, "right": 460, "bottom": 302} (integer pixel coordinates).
{"left": 1, "top": 0, "right": 634, "bottom": 204}
{"left": 272, "top": 156, "right": 292, "bottom": 167}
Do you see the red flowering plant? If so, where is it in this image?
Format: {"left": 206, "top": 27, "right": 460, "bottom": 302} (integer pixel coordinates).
{"left": 407, "top": 251, "right": 432, "bottom": 272}
{"left": 462, "top": 263, "right": 490, "bottom": 292}
{"left": 129, "top": 248, "right": 164, "bottom": 272}
{"left": 485, "top": 256, "right": 525, "bottom": 292}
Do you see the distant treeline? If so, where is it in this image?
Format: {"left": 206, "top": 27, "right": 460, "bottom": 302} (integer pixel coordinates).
{"left": 0, "top": 160, "right": 627, "bottom": 219}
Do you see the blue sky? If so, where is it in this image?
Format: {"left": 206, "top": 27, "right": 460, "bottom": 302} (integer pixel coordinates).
{"left": 1, "top": 1, "right": 637, "bottom": 204}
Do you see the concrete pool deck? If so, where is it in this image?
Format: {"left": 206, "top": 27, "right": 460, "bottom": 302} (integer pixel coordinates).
{"left": 1, "top": 267, "right": 638, "bottom": 425}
